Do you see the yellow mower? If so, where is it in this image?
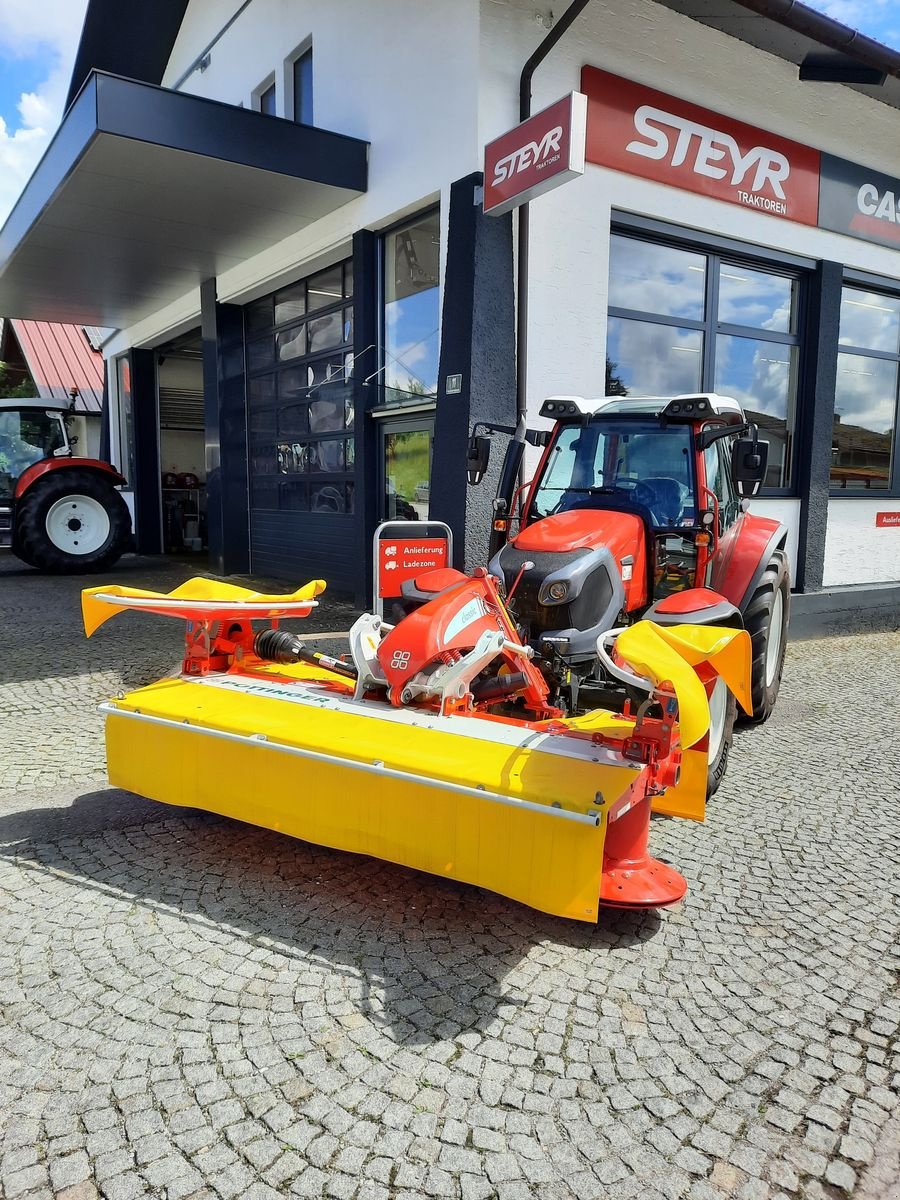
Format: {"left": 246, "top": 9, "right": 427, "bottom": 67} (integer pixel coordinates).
{"left": 83, "top": 567, "right": 751, "bottom": 923}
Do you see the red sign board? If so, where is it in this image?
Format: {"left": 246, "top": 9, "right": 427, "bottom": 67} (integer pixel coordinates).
{"left": 876, "top": 512, "right": 900, "bottom": 528}
{"left": 484, "top": 91, "right": 587, "bottom": 216}
{"left": 581, "top": 66, "right": 820, "bottom": 226}
{"left": 378, "top": 538, "right": 449, "bottom": 597}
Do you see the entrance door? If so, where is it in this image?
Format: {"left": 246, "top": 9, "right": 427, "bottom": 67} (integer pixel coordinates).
{"left": 380, "top": 418, "right": 434, "bottom": 521}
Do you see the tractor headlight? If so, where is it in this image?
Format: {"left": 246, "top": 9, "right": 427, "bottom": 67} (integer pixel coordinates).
{"left": 541, "top": 580, "right": 569, "bottom": 604}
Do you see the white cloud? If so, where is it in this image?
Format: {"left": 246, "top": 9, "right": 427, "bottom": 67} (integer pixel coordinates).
{"left": 0, "top": 0, "right": 89, "bottom": 225}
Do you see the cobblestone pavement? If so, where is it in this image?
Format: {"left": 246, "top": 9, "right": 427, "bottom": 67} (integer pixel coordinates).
{"left": 1, "top": 555, "right": 898, "bottom": 1200}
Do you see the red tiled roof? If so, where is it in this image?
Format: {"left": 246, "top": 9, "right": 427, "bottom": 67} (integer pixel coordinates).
{"left": 9, "top": 320, "right": 104, "bottom": 414}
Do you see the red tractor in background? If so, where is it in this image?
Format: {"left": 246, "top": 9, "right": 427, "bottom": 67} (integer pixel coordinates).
{"left": 0, "top": 398, "right": 131, "bottom": 573}
{"left": 452, "top": 393, "right": 789, "bottom": 793}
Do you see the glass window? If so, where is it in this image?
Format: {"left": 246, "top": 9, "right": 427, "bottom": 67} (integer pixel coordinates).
{"left": 276, "top": 324, "right": 307, "bottom": 363}
{"left": 714, "top": 335, "right": 796, "bottom": 488}
{"left": 0, "top": 409, "right": 65, "bottom": 483}
{"left": 607, "top": 233, "right": 802, "bottom": 491}
{"left": 307, "top": 310, "right": 343, "bottom": 354}
{"left": 310, "top": 482, "right": 348, "bottom": 513}
{"left": 718, "top": 264, "right": 795, "bottom": 334}
{"left": 607, "top": 317, "right": 703, "bottom": 395}
{"left": 832, "top": 353, "right": 896, "bottom": 490}
{"left": 383, "top": 211, "right": 441, "bottom": 405}
{"left": 246, "top": 257, "right": 355, "bottom": 511}
{"left": 275, "top": 283, "right": 305, "bottom": 326}
{"left": 608, "top": 236, "right": 706, "bottom": 321}
{"left": 839, "top": 289, "right": 900, "bottom": 355}
{"left": 259, "top": 82, "right": 276, "bottom": 116}
{"left": 307, "top": 266, "right": 343, "bottom": 312}
{"left": 703, "top": 441, "right": 739, "bottom": 531}
{"left": 384, "top": 427, "right": 432, "bottom": 520}
{"left": 530, "top": 418, "right": 695, "bottom": 526}
{"left": 293, "top": 48, "right": 313, "bottom": 125}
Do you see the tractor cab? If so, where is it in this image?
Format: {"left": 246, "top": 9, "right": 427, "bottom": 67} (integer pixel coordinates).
{"left": 0, "top": 400, "right": 72, "bottom": 499}
{"left": 472, "top": 393, "right": 770, "bottom": 666}
{"left": 522, "top": 394, "right": 755, "bottom": 608}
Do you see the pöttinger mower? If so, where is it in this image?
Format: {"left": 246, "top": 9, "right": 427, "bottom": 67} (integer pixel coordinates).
{"left": 83, "top": 569, "right": 752, "bottom": 923}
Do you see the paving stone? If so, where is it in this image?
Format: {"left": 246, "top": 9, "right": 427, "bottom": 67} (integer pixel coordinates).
{"left": 0, "top": 559, "right": 898, "bottom": 1200}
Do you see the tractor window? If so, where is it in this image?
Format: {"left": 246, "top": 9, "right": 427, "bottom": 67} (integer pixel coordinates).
{"left": 0, "top": 410, "right": 64, "bottom": 482}
{"left": 531, "top": 419, "right": 696, "bottom": 528}
{"left": 703, "top": 439, "right": 740, "bottom": 532}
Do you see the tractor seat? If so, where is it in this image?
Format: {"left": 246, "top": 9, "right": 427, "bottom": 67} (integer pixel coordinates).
{"left": 400, "top": 567, "right": 468, "bottom": 603}
{"left": 634, "top": 477, "right": 686, "bottom": 527}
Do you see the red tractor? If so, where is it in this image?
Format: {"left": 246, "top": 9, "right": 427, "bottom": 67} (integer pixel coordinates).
{"left": 0, "top": 398, "right": 131, "bottom": 573}
{"left": 457, "top": 393, "right": 789, "bottom": 793}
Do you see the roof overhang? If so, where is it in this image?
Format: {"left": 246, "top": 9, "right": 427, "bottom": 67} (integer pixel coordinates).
{"left": 0, "top": 72, "right": 368, "bottom": 329}
{"left": 653, "top": 0, "right": 900, "bottom": 110}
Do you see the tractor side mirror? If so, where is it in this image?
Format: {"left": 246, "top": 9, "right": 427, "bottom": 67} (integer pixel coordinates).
{"left": 731, "top": 432, "right": 769, "bottom": 497}
{"left": 467, "top": 434, "right": 491, "bottom": 485}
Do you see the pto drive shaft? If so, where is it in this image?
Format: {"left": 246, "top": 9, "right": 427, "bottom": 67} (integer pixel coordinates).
{"left": 253, "top": 628, "right": 357, "bottom": 678}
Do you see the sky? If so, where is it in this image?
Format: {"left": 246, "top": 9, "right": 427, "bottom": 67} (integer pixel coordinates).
{"left": 0, "top": 0, "right": 898, "bottom": 229}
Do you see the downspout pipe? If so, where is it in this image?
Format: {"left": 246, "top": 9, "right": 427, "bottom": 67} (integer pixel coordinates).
{"left": 516, "top": 0, "right": 592, "bottom": 424}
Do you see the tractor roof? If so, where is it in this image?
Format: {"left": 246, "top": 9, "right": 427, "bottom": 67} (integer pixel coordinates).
{"left": 0, "top": 396, "right": 72, "bottom": 413}
{"left": 541, "top": 393, "right": 745, "bottom": 423}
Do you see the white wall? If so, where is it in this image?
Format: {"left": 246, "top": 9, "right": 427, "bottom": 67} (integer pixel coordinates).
{"left": 103, "top": 0, "right": 481, "bottom": 358}
{"left": 476, "top": 0, "right": 900, "bottom": 586}
{"left": 105, "top": 0, "right": 900, "bottom": 586}
{"left": 823, "top": 498, "right": 900, "bottom": 586}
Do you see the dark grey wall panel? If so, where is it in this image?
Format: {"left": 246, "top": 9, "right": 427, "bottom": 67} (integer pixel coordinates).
{"left": 202, "top": 278, "right": 249, "bottom": 576}
{"left": 795, "top": 260, "right": 842, "bottom": 592}
{"left": 130, "top": 347, "right": 161, "bottom": 554}
{"left": 430, "top": 173, "right": 517, "bottom": 570}
{"left": 250, "top": 512, "right": 357, "bottom": 591}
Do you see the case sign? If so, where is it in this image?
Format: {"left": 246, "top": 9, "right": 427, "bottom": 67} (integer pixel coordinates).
{"left": 581, "top": 66, "right": 820, "bottom": 226}
{"left": 484, "top": 91, "right": 587, "bottom": 216}
{"left": 378, "top": 538, "right": 449, "bottom": 597}
{"left": 820, "top": 154, "right": 900, "bottom": 249}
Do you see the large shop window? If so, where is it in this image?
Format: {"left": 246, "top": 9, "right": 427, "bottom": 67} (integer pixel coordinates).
{"left": 832, "top": 286, "right": 899, "bottom": 492}
{"left": 606, "top": 233, "right": 801, "bottom": 491}
{"left": 382, "top": 210, "right": 440, "bottom": 406}
{"left": 245, "top": 260, "right": 355, "bottom": 514}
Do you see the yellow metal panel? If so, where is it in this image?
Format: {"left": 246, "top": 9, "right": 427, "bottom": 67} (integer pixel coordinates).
{"left": 615, "top": 622, "right": 753, "bottom": 746}
{"left": 82, "top": 577, "right": 326, "bottom": 636}
{"left": 105, "top": 678, "right": 622, "bottom": 922}
{"left": 650, "top": 747, "right": 707, "bottom": 821}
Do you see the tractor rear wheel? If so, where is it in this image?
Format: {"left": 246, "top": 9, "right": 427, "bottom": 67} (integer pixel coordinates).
{"left": 15, "top": 469, "right": 131, "bottom": 574}
{"left": 707, "top": 677, "right": 737, "bottom": 797}
{"left": 742, "top": 550, "right": 790, "bottom": 724}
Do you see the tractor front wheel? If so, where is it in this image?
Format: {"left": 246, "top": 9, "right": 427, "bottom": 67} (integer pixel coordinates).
{"left": 15, "top": 469, "right": 131, "bottom": 574}
{"left": 707, "top": 677, "right": 737, "bottom": 797}
{"left": 742, "top": 550, "right": 790, "bottom": 724}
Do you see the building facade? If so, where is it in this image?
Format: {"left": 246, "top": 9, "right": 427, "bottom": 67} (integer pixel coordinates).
{"left": 1, "top": 0, "right": 899, "bottom": 604}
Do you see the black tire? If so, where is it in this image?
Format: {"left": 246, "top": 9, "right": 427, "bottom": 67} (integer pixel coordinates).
{"left": 707, "top": 685, "right": 737, "bottom": 798}
{"left": 741, "top": 550, "right": 790, "bottom": 724}
{"left": 15, "top": 469, "right": 131, "bottom": 574}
